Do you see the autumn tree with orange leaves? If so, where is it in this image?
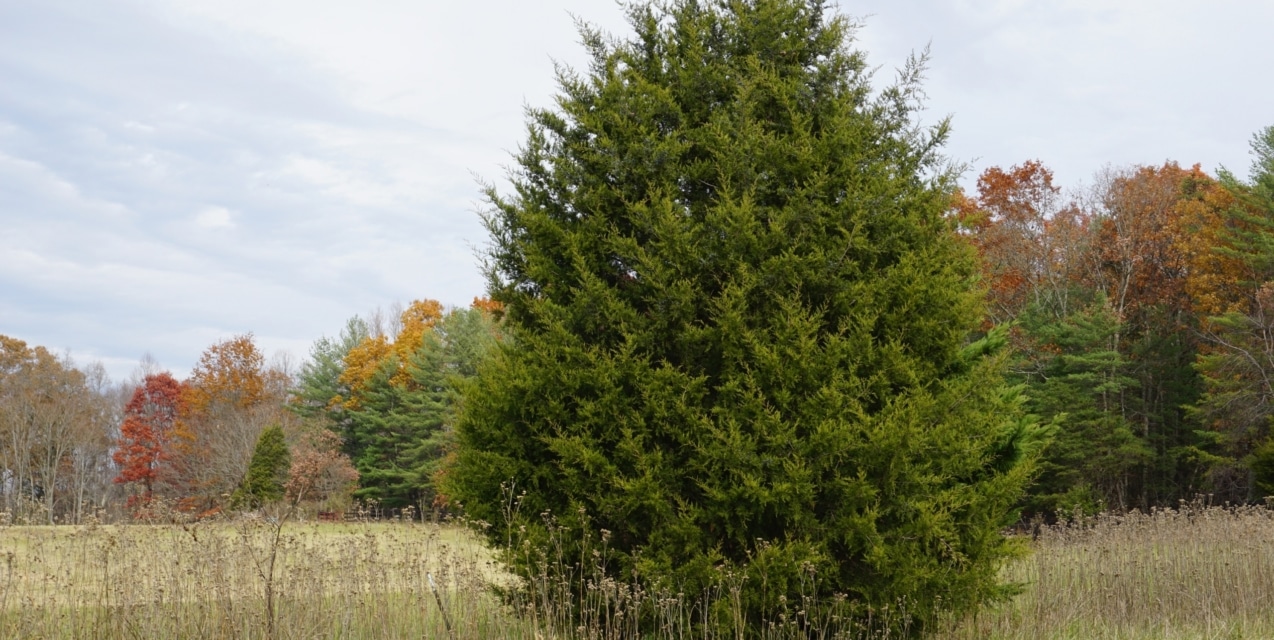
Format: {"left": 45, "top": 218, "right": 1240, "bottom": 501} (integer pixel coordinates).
{"left": 0, "top": 335, "right": 115, "bottom": 524}
{"left": 338, "top": 299, "right": 444, "bottom": 410}
{"left": 955, "top": 161, "right": 1091, "bottom": 324}
{"left": 172, "top": 334, "right": 295, "bottom": 513}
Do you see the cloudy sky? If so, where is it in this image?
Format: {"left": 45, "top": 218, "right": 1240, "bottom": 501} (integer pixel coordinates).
{"left": 3, "top": 0, "right": 1272, "bottom": 383}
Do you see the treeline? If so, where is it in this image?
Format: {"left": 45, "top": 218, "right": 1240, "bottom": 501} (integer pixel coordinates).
{"left": 955, "top": 125, "right": 1274, "bottom": 514}
{"left": 0, "top": 299, "right": 500, "bottom": 523}
{"left": 110, "top": 335, "right": 355, "bottom": 519}
{"left": 4, "top": 130, "right": 1274, "bottom": 523}
{"left": 0, "top": 336, "right": 117, "bottom": 523}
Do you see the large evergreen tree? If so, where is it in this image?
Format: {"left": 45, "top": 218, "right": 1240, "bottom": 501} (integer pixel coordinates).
{"left": 446, "top": 0, "right": 1039, "bottom": 633}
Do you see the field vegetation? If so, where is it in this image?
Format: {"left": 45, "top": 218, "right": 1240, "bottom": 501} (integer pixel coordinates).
{"left": 0, "top": 515, "right": 510, "bottom": 639}
{"left": 941, "top": 503, "right": 1274, "bottom": 639}
{"left": 3, "top": 503, "right": 1273, "bottom": 639}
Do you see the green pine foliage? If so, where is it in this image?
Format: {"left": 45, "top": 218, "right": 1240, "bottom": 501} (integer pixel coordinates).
{"left": 1012, "top": 301, "right": 1151, "bottom": 516}
{"left": 1214, "top": 125, "right": 1274, "bottom": 282}
{"left": 291, "top": 316, "right": 369, "bottom": 431}
{"left": 445, "top": 0, "right": 1039, "bottom": 634}
{"left": 347, "top": 308, "right": 503, "bottom": 511}
{"left": 1252, "top": 436, "right": 1274, "bottom": 500}
{"left": 233, "top": 425, "right": 291, "bottom": 509}
{"left": 344, "top": 359, "right": 418, "bottom": 509}
{"left": 1194, "top": 125, "right": 1274, "bottom": 500}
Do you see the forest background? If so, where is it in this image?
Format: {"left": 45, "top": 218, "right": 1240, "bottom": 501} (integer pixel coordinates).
{"left": 4, "top": 123, "right": 1274, "bottom": 524}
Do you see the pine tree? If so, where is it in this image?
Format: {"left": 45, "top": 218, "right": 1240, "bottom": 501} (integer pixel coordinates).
{"left": 445, "top": 0, "right": 1039, "bottom": 633}
{"left": 1013, "top": 300, "right": 1150, "bottom": 516}
{"left": 292, "top": 316, "right": 370, "bottom": 437}
{"left": 345, "top": 308, "right": 503, "bottom": 511}
{"left": 1193, "top": 125, "right": 1274, "bottom": 501}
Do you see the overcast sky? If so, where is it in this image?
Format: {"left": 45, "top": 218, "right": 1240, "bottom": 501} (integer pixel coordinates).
{"left": 3, "top": 0, "right": 1272, "bottom": 384}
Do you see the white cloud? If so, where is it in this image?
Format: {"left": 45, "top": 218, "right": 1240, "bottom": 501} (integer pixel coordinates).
{"left": 0, "top": 151, "right": 133, "bottom": 221}
{"left": 194, "top": 205, "right": 235, "bottom": 229}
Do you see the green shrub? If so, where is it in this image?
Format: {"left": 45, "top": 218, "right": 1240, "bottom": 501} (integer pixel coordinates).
{"left": 233, "top": 425, "right": 291, "bottom": 509}
{"left": 446, "top": 0, "right": 1039, "bottom": 635}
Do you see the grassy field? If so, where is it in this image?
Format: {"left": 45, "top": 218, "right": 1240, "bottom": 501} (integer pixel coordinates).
{"left": 0, "top": 516, "right": 520, "bottom": 639}
{"left": 3, "top": 505, "right": 1273, "bottom": 638}
{"left": 937, "top": 505, "right": 1274, "bottom": 640}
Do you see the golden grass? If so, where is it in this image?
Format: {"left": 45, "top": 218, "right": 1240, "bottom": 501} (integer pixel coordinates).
{"left": 940, "top": 504, "right": 1274, "bottom": 640}
{"left": 0, "top": 517, "right": 524, "bottom": 639}
{"left": 5, "top": 504, "right": 1274, "bottom": 638}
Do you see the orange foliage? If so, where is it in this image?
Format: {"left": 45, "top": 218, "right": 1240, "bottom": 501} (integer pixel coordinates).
{"left": 338, "top": 299, "right": 444, "bottom": 408}
{"left": 957, "top": 161, "right": 1089, "bottom": 323}
{"left": 471, "top": 296, "right": 504, "bottom": 317}
{"left": 183, "top": 334, "right": 270, "bottom": 414}
{"left": 1091, "top": 163, "right": 1201, "bottom": 331}
{"left": 1174, "top": 171, "right": 1248, "bottom": 319}
{"left": 337, "top": 334, "right": 392, "bottom": 410}
{"left": 393, "top": 299, "right": 445, "bottom": 376}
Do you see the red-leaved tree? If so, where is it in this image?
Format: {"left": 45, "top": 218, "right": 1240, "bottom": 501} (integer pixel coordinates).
{"left": 113, "top": 372, "right": 185, "bottom": 505}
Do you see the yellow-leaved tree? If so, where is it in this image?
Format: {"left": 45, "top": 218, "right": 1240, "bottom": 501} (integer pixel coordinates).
{"left": 337, "top": 299, "right": 444, "bottom": 409}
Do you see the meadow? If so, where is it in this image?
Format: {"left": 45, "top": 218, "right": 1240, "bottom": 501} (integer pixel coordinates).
{"left": 0, "top": 515, "right": 515, "bottom": 639}
{"left": 2, "top": 504, "right": 1273, "bottom": 639}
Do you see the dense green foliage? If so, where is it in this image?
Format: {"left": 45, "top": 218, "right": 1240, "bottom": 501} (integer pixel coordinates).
{"left": 292, "top": 317, "right": 370, "bottom": 432}
{"left": 445, "top": 0, "right": 1038, "bottom": 634}
{"left": 1011, "top": 301, "right": 1150, "bottom": 516}
{"left": 1193, "top": 126, "right": 1274, "bottom": 498}
{"left": 233, "top": 425, "right": 291, "bottom": 509}
{"left": 344, "top": 308, "right": 503, "bottom": 510}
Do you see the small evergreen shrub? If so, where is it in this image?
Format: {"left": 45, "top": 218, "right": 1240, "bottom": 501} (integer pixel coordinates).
{"left": 233, "top": 425, "right": 291, "bottom": 509}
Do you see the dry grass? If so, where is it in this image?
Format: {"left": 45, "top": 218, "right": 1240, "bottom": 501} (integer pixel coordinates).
{"left": 940, "top": 504, "right": 1274, "bottom": 639}
{"left": 5, "top": 503, "right": 1273, "bottom": 638}
{"left": 0, "top": 514, "right": 916, "bottom": 639}
{"left": 0, "top": 516, "right": 522, "bottom": 639}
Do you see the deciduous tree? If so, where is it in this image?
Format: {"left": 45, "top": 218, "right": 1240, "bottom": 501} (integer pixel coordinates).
{"left": 958, "top": 161, "right": 1087, "bottom": 323}
{"left": 113, "top": 372, "right": 185, "bottom": 506}
{"left": 0, "top": 336, "right": 115, "bottom": 523}
{"left": 338, "top": 300, "right": 443, "bottom": 412}
{"left": 175, "top": 334, "right": 292, "bottom": 513}
{"left": 285, "top": 426, "right": 358, "bottom": 510}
